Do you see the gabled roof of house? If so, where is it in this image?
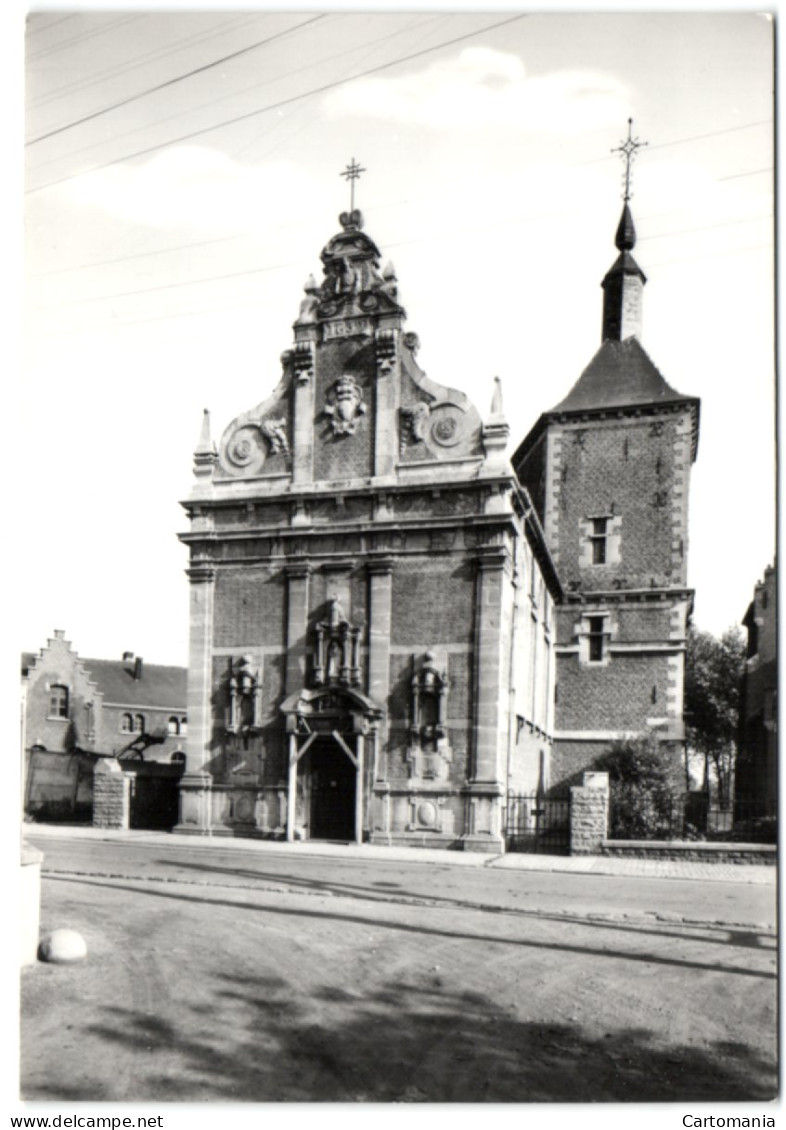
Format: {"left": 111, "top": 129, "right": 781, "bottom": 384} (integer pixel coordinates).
{"left": 21, "top": 651, "right": 187, "bottom": 709}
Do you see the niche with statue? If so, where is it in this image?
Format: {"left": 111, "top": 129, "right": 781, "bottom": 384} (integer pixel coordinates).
{"left": 406, "top": 652, "right": 452, "bottom": 780}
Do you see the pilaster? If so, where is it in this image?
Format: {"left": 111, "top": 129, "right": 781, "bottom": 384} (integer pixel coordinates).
{"left": 292, "top": 341, "right": 315, "bottom": 485}
{"left": 367, "top": 557, "right": 393, "bottom": 710}
{"left": 285, "top": 562, "right": 312, "bottom": 694}
{"left": 176, "top": 558, "right": 216, "bottom": 834}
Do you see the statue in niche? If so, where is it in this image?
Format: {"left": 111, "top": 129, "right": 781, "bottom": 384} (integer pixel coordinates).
{"left": 406, "top": 652, "right": 452, "bottom": 779}
{"left": 326, "top": 640, "right": 341, "bottom": 682}
{"left": 312, "top": 595, "right": 361, "bottom": 688}
{"left": 324, "top": 375, "right": 367, "bottom": 436}
{"left": 329, "top": 595, "right": 345, "bottom": 628}
{"left": 227, "top": 655, "right": 262, "bottom": 735}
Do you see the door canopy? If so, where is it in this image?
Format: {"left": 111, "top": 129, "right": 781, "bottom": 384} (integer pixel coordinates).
{"left": 280, "top": 685, "right": 382, "bottom": 736}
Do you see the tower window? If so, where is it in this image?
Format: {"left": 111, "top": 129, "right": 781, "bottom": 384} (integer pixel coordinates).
{"left": 133, "top": 714, "right": 145, "bottom": 734}
{"left": 49, "top": 685, "right": 69, "bottom": 718}
{"left": 120, "top": 713, "right": 133, "bottom": 733}
{"left": 590, "top": 518, "right": 608, "bottom": 564}
{"left": 168, "top": 717, "right": 180, "bottom": 736}
{"left": 587, "top": 616, "right": 606, "bottom": 662}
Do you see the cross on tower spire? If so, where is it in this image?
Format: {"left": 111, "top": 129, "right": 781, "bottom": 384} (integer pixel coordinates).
{"left": 340, "top": 158, "right": 366, "bottom": 212}
{"left": 611, "top": 119, "right": 648, "bottom": 203}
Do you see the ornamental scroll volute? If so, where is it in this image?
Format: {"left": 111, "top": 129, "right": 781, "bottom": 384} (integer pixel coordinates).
{"left": 406, "top": 651, "right": 453, "bottom": 780}
{"left": 216, "top": 354, "right": 295, "bottom": 479}
{"left": 312, "top": 596, "right": 362, "bottom": 688}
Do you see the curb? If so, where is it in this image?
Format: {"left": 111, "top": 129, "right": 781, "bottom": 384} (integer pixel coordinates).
{"left": 41, "top": 865, "right": 776, "bottom": 933}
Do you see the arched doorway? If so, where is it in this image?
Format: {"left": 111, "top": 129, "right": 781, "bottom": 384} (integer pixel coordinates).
{"left": 280, "top": 686, "right": 382, "bottom": 843}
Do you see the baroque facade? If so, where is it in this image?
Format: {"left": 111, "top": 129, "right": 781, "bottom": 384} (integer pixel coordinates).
{"left": 178, "top": 207, "right": 559, "bottom": 850}
{"left": 178, "top": 193, "right": 699, "bottom": 848}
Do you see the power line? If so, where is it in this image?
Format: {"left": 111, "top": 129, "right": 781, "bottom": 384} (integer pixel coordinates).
{"left": 27, "top": 12, "right": 440, "bottom": 176}
{"left": 26, "top": 14, "right": 79, "bottom": 39}
{"left": 27, "top": 206, "right": 773, "bottom": 313}
{"left": 719, "top": 167, "right": 773, "bottom": 182}
{"left": 26, "top": 155, "right": 773, "bottom": 281}
{"left": 27, "top": 15, "right": 328, "bottom": 146}
{"left": 33, "top": 236, "right": 774, "bottom": 340}
{"left": 27, "top": 14, "right": 142, "bottom": 62}
{"left": 26, "top": 14, "right": 528, "bottom": 195}
{"left": 28, "top": 13, "right": 264, "bottom": 109}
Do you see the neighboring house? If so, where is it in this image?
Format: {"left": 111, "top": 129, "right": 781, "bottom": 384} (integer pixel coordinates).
{"left": 736, "top": 564, "right": 777, "bottom": 817}
{"left": 174, "top": 185, "right": 697, "bottom": 847}
{"left": 22, "top": 630, "right": 187, "bottom": 822}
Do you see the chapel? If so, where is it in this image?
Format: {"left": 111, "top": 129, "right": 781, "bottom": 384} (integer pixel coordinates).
{"left": 177, "top": 163, "right": 699, "bottom": 848}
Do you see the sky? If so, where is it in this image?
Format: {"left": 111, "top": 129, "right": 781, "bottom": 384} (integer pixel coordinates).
{"left": 17, "top": 7, "right": 776, "bottom": 668}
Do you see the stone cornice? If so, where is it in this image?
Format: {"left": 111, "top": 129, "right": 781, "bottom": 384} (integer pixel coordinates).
{"left": 561, "top": 587, "right": 694, "bottom": 606}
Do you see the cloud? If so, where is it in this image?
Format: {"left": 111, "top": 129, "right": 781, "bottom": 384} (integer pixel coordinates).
{"left": 323, "top": 47, "right": 629, "bottom": 133}
{"left": 64, "top": 148, "right": 317, "bottom": 235}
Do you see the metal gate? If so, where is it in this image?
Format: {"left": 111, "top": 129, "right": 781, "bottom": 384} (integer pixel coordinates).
{"left": 505, "top": 793, "right": 571, "bottom": 854}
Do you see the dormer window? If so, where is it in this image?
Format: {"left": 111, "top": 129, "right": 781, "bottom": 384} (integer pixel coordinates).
{"left": 49, "top": 685, "right": 69, "bottom": 718}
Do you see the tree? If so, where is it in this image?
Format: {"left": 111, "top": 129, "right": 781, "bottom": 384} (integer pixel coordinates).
{"left": 597, "top": 733, "right": 684, "bottom": 839}
{"left": 684, "top": 624, "right": 746, "bottom": 808}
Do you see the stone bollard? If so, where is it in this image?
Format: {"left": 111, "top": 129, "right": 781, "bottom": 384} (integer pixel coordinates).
{"left": 21, "top": 841, "right": 43, "bottom": 967}
{"left": 570, "top": 771, "right": 609, "bottom": 855}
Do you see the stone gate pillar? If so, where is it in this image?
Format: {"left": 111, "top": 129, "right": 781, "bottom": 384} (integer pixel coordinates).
{"left": 570, "top": 771, "right": 609, "bottom": 855}
{"left": 93, "top": 758, "right": 130, "bottom": 830}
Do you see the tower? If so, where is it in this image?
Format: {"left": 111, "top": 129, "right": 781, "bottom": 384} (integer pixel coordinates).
{"left": 177, "top": 185, "right": 560, "bottom": 849}
{"left": 513, "top": 165, "right": 700, "bottom": 787}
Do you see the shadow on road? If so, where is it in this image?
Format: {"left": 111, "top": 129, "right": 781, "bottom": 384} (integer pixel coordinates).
{"left": 27, "top": 966, "right": 776, "bottom": 1103}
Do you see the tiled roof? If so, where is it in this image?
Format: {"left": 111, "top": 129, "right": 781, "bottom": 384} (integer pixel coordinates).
{"left": 21, "top": 651, "right": 187, "bottom": 709}
{"left": 82, "top": 659, "right": 187, "bottom": 708}
{"left": 552, "top": 337, "right": 694, "bottom": 414}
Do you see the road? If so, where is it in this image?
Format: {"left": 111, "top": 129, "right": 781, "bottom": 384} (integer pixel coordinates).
{"left": 21, "top": 832, "right": 778, "bottom": 1103}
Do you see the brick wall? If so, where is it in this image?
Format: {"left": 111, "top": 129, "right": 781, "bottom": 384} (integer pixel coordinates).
{"left": 546, "top": 414, "right": 690, "bottom": 590}
{"left": 213, "top": 567, "right": 286, "bottom": 647}
{"left": 556, "top": 648, "right": 672, "bottom": 730}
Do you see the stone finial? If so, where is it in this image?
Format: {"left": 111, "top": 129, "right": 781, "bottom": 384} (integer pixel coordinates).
{"left": 193, "top": 409, "right": 217, "bottom": 478}
{"left": 482, "top": 378, "right": 510, "bottom": 470}
{"left": 489, "top": 375, "right": 505, "bottom": 420}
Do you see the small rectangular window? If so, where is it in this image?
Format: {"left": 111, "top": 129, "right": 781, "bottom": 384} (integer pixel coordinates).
{"left": 587, "top": 616, "right": 606, "bottom": 662}
{"left": 49, "top": 685, "right": 69, "bottom": 718}
{"left": 590, "top": 518, "right": 608, "bottom": 564}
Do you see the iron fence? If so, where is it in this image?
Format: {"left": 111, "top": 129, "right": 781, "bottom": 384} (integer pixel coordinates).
{"left": 505, "top": 793, "right": 571, "bottom": 854}
{"left": 608, "top": 791, "right": 777, "bottom": 843}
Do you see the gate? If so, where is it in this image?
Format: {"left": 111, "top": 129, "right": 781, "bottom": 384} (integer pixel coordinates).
{"left": 505, "top": 793, "right": 571, "bottom": 854}
{"left": 124, "top": 762, "right": 184, "bottom": 831}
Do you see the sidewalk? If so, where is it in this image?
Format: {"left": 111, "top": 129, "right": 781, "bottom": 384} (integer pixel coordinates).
{"left": 24, "top": 821, "right": 777, "bottom": 885}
